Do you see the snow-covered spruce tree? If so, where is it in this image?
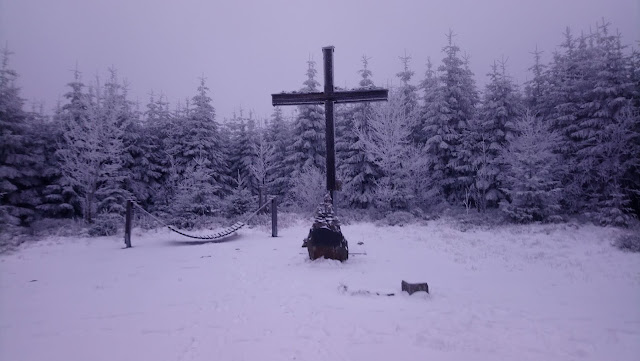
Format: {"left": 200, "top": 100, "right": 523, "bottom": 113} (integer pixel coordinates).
{"left": 225, "top": 110, "right": 258, "bottom": 196}
{"left": 249, "top": 126, "right": 275, "bottom": 205}
{"left": 544, "top": 22, "right": 637, "bottom": 223}
{"left": 543, "top": 28, "right": 593, "bottom": 212}
{"left": 34, "top": 110, "right": 79, "bottom": 219}
{"left": 94, "top": 69, "right": 131, "bottom": 218}
{"left": 467, "top": 60, "right": 522, "bottom": 212}
{"left": 575, "top": 23, "right": 637, "bottom": 225}
{"left": 423, "top": 31, "right": 479, "bottom": 205}
{"left": 412, "top": 57, "right": 449, "bottom": 209}
{"left": 168, "top": 77, "right": 221, "bottom": 176}
{"left": 396, "top": 52, "right": 419, "bottom": 118}
{"left": 130, "top": 92, "right": 174, "bottom": 212}
{"left": 287, "top": 59, "right": 325, "bottom": 178}
{"left": 415, "top": 57, "right": 438, "bottom": 145}
{"left": 336, "top": 56, "right": 381, "bottom": 209}
{"left": 590, "top": 107, "right": 639, "bottom": 226}
{"left": 224, "top": 170, "right": 254, "bottom": 217}
{"left": 171, "top": 157, "right": 222, "bottom": 228}
{"left": 499, "top": 112, "right": 562, "bottom": 223}
{"left": 0, "top": 47, "right": 42, "bottom": 226}
{"left": 335, "top": 104, "right": 352, "bottom": 189}
{"left": 56, "top": 71, "right": 102, "bottom": 224}
{"left": 265, "top": 106, "right": 291, "bottom": 196}
{"left": 167, "top": 77, "right": 228, "bottom": 217}
{"left": 628, "top": 48, "right": 640, "bottom": 216}
{"left": 523, "top": 46, "right": 550, "bottom": 117}
{"left": 56, "top": 68, "right": 131, "bottom": 233}
{"left": 359, "top": 90, "right": 417, "bottom": 212}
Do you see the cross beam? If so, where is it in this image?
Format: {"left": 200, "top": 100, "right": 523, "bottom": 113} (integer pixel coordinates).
{"left": 271, "top": 46, "right": 388, "bottom": 196}
{"left": 272, "top": 89, "right": 388, "bottom": 105}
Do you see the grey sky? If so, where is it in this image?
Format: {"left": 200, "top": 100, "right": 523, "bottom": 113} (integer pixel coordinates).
{"left": 1, "top": 0, "right": 638, "bottom": 121}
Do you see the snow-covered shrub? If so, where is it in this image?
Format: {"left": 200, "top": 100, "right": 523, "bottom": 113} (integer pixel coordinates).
{"left": 336, "top": 208, "right": 374, "bottom": 225}
{"left": 29, "top": 218, "right": 86, "bottom": 237}
{"left": 382, "top": 211, "right": 415, "bottom": 226}
{"left": 614, "top": 233, "right": 640, "bottom": 253}
{"left": 224, "top": 187, "right": 254, "bottom": 217}
{"left": 0, "top": 224, "right": 22, "bottom": 254}
{"left": 89, "top": 212, "right": 121, "bottom": 236}
{"left": 588, "top": 183, "right": 634, "bottom": 227}
{"left": 0, "top": 204, "right": 19, "bottom": 230}
{"left": 286, "top": 165, "right": 325, "bottom": 213}
{"left": 373, "top": 178, "right": 412, "bottom": 213}
{"left": 170, "top": 159, "right": 222, "bottom": 227}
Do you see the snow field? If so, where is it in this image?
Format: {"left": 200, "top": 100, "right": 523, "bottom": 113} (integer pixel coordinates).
{"left": 1, "top": 220, "right": 639, "bottom": 361}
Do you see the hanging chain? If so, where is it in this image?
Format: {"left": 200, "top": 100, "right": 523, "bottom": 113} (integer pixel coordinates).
{"left": 129, "top": 196, "right": 276, "bottom": 240}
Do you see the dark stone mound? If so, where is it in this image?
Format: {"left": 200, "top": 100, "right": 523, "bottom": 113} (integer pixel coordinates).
{"left": 303, "top": 193, "right": 348, "bottom": 262}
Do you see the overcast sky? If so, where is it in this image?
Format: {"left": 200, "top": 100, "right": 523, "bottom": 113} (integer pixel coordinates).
{"left": 1, "top": 0, "right": 638, "bottom": 121}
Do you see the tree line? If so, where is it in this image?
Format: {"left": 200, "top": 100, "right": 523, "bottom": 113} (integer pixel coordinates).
{"left": 1, "top": 20, "right": 638, "bottom": 235}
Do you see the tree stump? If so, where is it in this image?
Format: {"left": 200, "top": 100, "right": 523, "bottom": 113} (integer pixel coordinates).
{"left": 303, "top": 193, "right": 348, "bottom": 262}
{"left": 401, "top": 280, "right": 429, "bottom": 295}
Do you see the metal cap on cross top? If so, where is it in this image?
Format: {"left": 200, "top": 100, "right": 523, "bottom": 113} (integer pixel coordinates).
{"left": 271, "top": 46, "right": 389, "bottom": 200}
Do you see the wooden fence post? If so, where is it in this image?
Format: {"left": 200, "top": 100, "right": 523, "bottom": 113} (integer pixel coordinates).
{"left": 124, "top": 200, "right": 132, "bottom": 248}
{"left": 271, "top": 197, "right": 278, "bottom": 237}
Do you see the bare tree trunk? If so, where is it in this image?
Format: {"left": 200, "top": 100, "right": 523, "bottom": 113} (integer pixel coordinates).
{"left": 86, "top": 191, "right": 94, "bottom": 224}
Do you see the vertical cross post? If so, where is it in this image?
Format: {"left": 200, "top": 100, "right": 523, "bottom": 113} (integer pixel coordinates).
{"left": 271, "top": 46, "right": 388, "bottom": 207}
{"left": 271, "top": 197, "right": 278, "bottom": 237}
{"left": 124, "top": 200, "right": 132, "bottom": 248}
{"left": 323, "top": 46, "right": 336, "bottom": 203}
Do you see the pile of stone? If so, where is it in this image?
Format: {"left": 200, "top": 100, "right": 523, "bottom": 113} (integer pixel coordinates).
{"left": 302, "top": 193, "right": 348, "bottom": 262}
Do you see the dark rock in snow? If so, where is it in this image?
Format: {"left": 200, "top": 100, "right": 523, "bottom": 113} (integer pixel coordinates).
{"left": 401, "top": 280, "right": 429, "bottom": 295}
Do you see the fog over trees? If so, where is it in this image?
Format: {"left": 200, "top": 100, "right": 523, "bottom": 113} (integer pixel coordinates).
{"left": 1, "top": 20, "right": 638, "bottom": 235}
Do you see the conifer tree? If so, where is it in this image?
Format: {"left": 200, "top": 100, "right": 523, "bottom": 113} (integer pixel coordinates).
{"left": 396, "top": 51, "right": 419, "bottom": 117}
{"left": 359, "top": 90, "right": 416, "bottom": 211}
{"left": 225, "top": 110, "right": 258, "bottom": 196}
{"left": 56, "top": 69, "right": 129, "bottom": 225}
{"left": 56, "top": 71, "right": 99, "bottom": 223}
{"left": 0, "top": 47, "right": 40, "bottom": 226}
{"left": 337, "top": 56, "right": 380, "bottom": 208}
{"left": 544, "top": 23, "right": 637, "bottom": 222}
{"left": 171, "top": 157, "right": 222, "bottom": 228}
{"left": 523, "top": 46, "right": 549, "bottom": 116}
{"left": 224, "top": 170, "right": 254, "bottom": 217}
{"left": 94, "top": 68, "right": 131, "bottom": 217}
{"left": 287, "top": 59, "right": 325, "bottom": 178}
{"left": 499, "top": 113, "right": 562, "bottom": 222}
{"left": 415, "top": 58, "right": 438, "bottom": 144}
{"left": 423, "top": 31, "right": 479, "bottom": 204}
{"left": 266, "top": 106, "right": 291, "bottom": 196}
{"left": 576, "top": 23, "right": 637, "bottom": 224}
{"left": 468, "top": 59, "right": 522, "bottom": 212}
{"left": 167, "top": 77, "right": 227, "bottom": 200}
{"left": 127, "top": 91, "right": 173, "bottom": 211}
{"left": 249, "top": 126, "right": 275, "bottom": 203}
{"left": 34, "top": 111, "right": 79, "bottom": 218}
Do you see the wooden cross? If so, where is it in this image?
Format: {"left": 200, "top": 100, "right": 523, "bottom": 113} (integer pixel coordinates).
{"left": 272, "top": 46, "right": 388, "bottom": 200}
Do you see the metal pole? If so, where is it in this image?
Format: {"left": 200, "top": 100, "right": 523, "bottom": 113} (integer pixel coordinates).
{"left": 124, "top": 200, "right": 132, "bottom": 248}
{"left": 271, "top": 197, "right": 278, "bottom": 237}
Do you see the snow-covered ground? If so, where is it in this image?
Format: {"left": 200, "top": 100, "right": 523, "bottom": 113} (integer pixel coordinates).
{"left": 1, "top": 219, "right": 639, "bottom": 361}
